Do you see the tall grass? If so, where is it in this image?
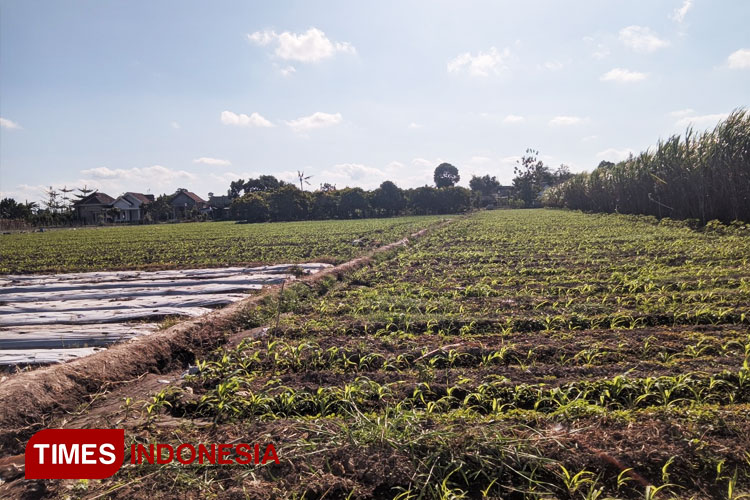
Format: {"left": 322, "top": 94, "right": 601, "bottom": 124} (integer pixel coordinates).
{"left": 543, "top": 109, "right": 750, "bottom": 223}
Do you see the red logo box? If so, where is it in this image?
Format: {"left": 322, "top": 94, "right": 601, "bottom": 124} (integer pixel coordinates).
{"left": 25, "top": 429, "right": 125, "bottom": 479}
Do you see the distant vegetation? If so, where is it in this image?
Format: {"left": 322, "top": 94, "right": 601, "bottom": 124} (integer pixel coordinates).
{"left": 228, "top": 181, "right": 473, "bottom": 222}
{"left": 544, "top": 109, "right": 750, "bottom": 223}
{"left": 227, "top": 163, "right": 474, "bottom": 222}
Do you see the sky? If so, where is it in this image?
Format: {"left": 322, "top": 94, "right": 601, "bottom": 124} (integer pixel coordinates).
{"left": 1, "top": 0, "right": 749, "bottom": 203}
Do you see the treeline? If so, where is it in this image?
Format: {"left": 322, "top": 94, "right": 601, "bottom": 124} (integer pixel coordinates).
{"left": 543, "top": 109, "right": 750, "bottom": 223}
{"left": 0, "top": 198, "right": 72, "bottom": 227}
{"left": 228, "top": 180, "right": 473, "bottom": 222}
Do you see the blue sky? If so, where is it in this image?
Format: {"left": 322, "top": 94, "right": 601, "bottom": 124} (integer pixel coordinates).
{"left": 1, "top": 0, "right": 749, "bottom": 203}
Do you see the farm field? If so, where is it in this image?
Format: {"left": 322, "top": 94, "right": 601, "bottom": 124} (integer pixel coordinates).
{"left": 0, "top": 216, "right": 442, "bottom": 274}
{"left": 0, "top": 216, "right": 441, "bottom": 366}
{"left": 4, "top": 209, "right": 750, "bottom": 499}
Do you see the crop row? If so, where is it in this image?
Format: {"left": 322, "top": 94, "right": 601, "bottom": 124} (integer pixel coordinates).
{"left": 0, "top": 215, "right": 441, "bottom": 273}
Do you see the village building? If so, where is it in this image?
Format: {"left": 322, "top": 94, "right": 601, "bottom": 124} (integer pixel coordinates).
{"left": 72, "top": 192, "right": 116, "bottom": 224}
{"left": 111, "top": 192, "right": 155, "bottom": 222}
{"left": 208, "top": 192, "right": 232, "bottom": 218}
{"left": 170, "top": 189, "right": 209, "bottom": 219}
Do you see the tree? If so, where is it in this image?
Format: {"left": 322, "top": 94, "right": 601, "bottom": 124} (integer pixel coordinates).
{"left": 434, "top": 186, "right": 472, "bottom": 214}
{"left": 311, "top": 190, "right": 338, "bottom": 219}
{"left": 43, "top": 186, "right": 62, "bottom": 213}
{"left": 512, "top": 149, "right": 552, "bottom": 207}
{"left": 230, "top": 193, "right": 269, "bottom": 222}
{"left": 407, "top": 186, "right": 472, "bottom": 214}
{"left": 229, "top": 179, "right": 246, "bottom": 199}
{"left": 107, "top": 207, "right": 122, "bottom": 222}
{"left": 73, "top": 185, "right": 94, "bottom": 202}
{"left": 268, "top": 185, "right": 309, "bottom": 221}
{"left": 338, "top": 188, "right": 370, "bottom": 219}
{"left": 407, "top": 187, "right": 438, "bottom": 214}
{"left": 245, "top": 175, "right": 282, "bottom": 193}
{"left": 469, "top": 174, "right": 501, "bottom": 207}
{"left": 143, "top": 194, "right": 173, "bottom": 222}
{"left": 371, "top": 180, "right": 405, "bottom": 216}
{"left": 0, "top": 198, "right": 33, "bottom": 220}
{"left": 553, "top": 164, "right": 574, "bottom": 184}
{"left": 59, "top": 186, "right": 74, "bottom": 212}
{"left": 469, "top": 175, "right": 501, "bottom": 196}
{"left": 434, "top": 163, "right": 460, "bottom": 188}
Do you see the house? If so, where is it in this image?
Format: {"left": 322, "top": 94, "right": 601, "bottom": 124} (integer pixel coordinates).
{"left": 208, "top": 192, "right": 231, "bottom": 209}
{"left": 497, "top": 185, "right": 514, "bottom": 204}
{"left": 73, "top": 192, "right": 115, "bottom": 224}
{"left": 170, "top": 189, "right": 209, "bottom": 218}
{"left": 111, "top": 192, "right": 155, "bottom": 222}
{"left": 477, "top": 185, "right": 515, "bottom": 208}
{"left": 208, "top": 192, "right": 232, "bottom": 218}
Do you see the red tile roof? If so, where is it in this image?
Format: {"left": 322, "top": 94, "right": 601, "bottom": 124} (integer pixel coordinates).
{"left": 175, "top": 191, "right": 206, "bottom": 204}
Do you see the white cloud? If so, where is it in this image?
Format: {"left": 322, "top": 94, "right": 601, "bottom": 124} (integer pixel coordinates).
{"left": 81, "top": 165, "right": 197, "bottom": 183}
{"left": 728, "top": 49, "right": 750, "bottom": 69}
{"left": 583, "top": 36, "right": 610, "bottom": 59}
{"left": 318, "top": 163, "right": 387, "bottom": 189}
{"left": 447, "top": 46, "right": 511, "bottom": 77}
{"left": 208, "top": 170, "right": 261, "bottom": 186}
{"left": 411, "top": 158, "right": 434, "bottom": 168}
{"left": 549, "top": 116, "right": 586, "bottom": 127}
{"left": 596, "top": 148, "right": 634, "bottom": 162}
{"left": 0, "top": 117, "right": 22, "bottom": 130}
{"left": 170, "top": 121, "right": 181, "bottom": 129}
{"left": 12, "top": 166, "right": 202, "bottom": 201}
{"left": 600, "top": 68, "right": 648, "bottom": 83}
{"left": 330, "top": 163, "right": 383, "bottom": 180}
{"left": 675, "top": 112, "right": 730, "bottom": 128}
{"left": 247, "top": 28, "right": 355, "bottom": 63}
{"left": 0, "top": 183, "right": 48, "bottom": 202}
{"left": 503, "top": 114, "right": 524, "bottom": 123}
{"left": 2, "top": 165, "right": 218, "bottom": 204}
{"left": 285, "top": 112, "right": 342, "bottom": 132}
{"left": 320, "top": 159, "right": 452, "bottom": 190}
{"left": 593, "top": 44, "right": 610, "bottom": 59}
{"left": 247, "top": 30, "right": 275, "bottom": 46}
{"left": 470, "top": 156, "right": 492, "bottom": 165}
{"left": 221, "top": 110, "right": 274, "bottom": 127}
{"left": 619, "top": 26, "right": 670, "bottom": 52}
{"left": 193, "top": 157, "right": 231, "bottom": 166}
{"left": 499, "top": 155, "right": 521, "bottom": 166}
{"left": 671, "top": 0, "right": 692, "bottom": 23}
{"left": 541, "top": 60, "right": 564, "bottom": 71}
{"left": 669, "top": 108, "right": 695, "bottom": 117}
{"left": 279, "top": 65, "right": 296, "bottom": 76}
{"left": 408, "top": 122, "right": 422, "bottom": 129}
{"left": 582, "top": 135, "right": 598, "bottom": 142}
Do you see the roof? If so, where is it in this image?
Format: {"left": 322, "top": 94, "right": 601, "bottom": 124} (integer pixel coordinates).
{"left": 73, "top": 192, "right": 115, "bottom": 206}
{"left": 125, "top": 192, "right": 154, "bottom": 204}
{"left": 174, "top": 191, "right": 206, "bottom": 204}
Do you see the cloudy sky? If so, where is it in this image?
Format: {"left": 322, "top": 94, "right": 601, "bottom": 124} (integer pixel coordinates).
{"left": 1, "top": 0, "right": 749, "bottom": 202}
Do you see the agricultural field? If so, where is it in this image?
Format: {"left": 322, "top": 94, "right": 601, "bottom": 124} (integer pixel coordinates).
{"left": 0, "top": 216, "right": 442, "bottom": 274}
{"left": 4, "top": 209, "right": 750, "bottom": 499}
